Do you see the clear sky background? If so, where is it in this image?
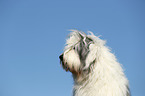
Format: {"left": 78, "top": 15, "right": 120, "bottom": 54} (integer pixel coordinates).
{"left": 0, "top": 0, "right": 145, "bottom": 96}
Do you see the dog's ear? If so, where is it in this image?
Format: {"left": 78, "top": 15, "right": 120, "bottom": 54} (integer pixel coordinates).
{"left": 74, "top": 32, "right": 93, "bottom": 69}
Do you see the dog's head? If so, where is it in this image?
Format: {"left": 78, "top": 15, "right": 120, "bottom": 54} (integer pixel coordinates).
{"left": 59, "top": 30, "right": 105, "bottom": 75}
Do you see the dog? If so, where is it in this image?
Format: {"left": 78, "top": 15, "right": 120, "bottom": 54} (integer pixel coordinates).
{"left": 59, "top": 30, "right": 130, "bottom": 96}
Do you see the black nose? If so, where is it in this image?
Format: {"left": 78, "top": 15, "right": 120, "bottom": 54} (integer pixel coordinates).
{"left": 59, "top": 54, "right": 63, "bottom": 61}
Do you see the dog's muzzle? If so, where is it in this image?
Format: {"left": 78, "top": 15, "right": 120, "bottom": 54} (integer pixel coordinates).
{"left": 59, "top": 54, "right": 69, "bottom": 71}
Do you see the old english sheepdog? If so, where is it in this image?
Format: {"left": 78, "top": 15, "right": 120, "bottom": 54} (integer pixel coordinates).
{"left": 59, "top": 30, "right": 130, "bottom": 96}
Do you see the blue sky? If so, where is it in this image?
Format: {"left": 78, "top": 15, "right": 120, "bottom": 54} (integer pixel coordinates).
{"left": 0, "top": 0, "right": 145, "bottom": 96}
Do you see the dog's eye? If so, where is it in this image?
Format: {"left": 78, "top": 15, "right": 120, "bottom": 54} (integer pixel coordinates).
{"left": 73, "top": 47, "right": 75, "bottom": 50}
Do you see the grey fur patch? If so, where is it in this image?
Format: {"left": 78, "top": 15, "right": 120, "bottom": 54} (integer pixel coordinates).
{"left": 73, "top": 32, "right": 93, "bottom": 69}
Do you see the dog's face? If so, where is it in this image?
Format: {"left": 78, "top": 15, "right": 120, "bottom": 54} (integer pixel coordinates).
{"left": 59, "top": 30, "right": 100, "bottom": 75}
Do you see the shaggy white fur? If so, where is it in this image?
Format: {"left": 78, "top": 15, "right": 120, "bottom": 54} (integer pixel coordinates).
{"left": 59, "top": 30, "right": 130, "bottom": 96}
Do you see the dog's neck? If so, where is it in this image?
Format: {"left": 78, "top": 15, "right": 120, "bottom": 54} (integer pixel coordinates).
{"left": 72, "top": 70, "right": 91, "bottom": 85}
